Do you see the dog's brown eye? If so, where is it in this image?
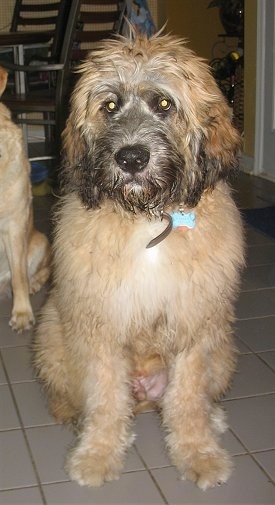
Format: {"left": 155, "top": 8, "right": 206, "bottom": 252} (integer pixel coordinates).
{"left": 105, "top": 101, "right": 117, "bottom": 113}
{"left": 158, "top": 98, "right": 171, "bottom": 111}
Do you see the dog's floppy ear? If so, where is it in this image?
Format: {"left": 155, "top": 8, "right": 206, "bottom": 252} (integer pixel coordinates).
{"left": 0, "top": 66, "right": 8, "bottom": 97}
{"left": 60, "top": 61, "right": 99, "bottom": 195}
{"left": 61, "top": 112, "right": 100, "bottom": 207}
{"left": 62, "top": 117, "right": 86, "bottom": 168}
{"left": 170, "top": 41, "right": 242, "bottom": 206}
{"left": 61, "top": 117, "right": 90, "bottom": 195}
{"left": 183, "top": 76, "right": 241, "bottom": 208}
{"left": 203, "top": 94, "right": 242, "bottom": 184}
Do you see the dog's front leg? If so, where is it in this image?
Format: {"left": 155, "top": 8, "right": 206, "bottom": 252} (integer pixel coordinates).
{"left": 162, "top": 345, "right": 232, "bottom": 490}
{"left": 5, "top": 230, "right": 34, "bottom": 332}
{"left": 66, "top": 352, "right": 135, "bottom": 487}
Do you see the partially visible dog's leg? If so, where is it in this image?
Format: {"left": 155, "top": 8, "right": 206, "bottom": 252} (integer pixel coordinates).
{"left": 65, "top": 348, "right": 135, "bottom": 487}
{"left": 5, "top": 228, "right": 34, "bottom": 332}
{"left": 162, "top": 329, "right": 234, "bottom": 490}
{"left": 27, "top": 229, "right": 50, "bottom": 294}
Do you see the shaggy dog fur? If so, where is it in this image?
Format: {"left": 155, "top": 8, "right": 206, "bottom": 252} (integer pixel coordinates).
{"left": 0, "top": 67, "right": 50, "bottom": 332}
{"left": 33, "top": 32, "right": 244, "bottom": 489}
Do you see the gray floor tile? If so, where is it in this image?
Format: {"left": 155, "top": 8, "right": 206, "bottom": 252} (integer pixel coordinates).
{"left": 134, "top": 411, "right": 246, "bottom": 471}
{"left": 243, "top": 264, "right": 275, "bottom": 290}
{"left": 246, "top": 244, "right": 275, "bottom": 267}
{"left": 234, "top": 337, "right": 252, "bottom": 354}
{"left": 0, "top": 317, "right": 33, "bottom": 348}
{"left": 0, "top": 486, "right": 43, "bottom": 504}
{"left": 124, "top": 446, "right": 147, "bottom": 473}
{"left": 1, "top": 346, "right": 35, "bottom": 383}
{"left": 42, "top": 471, "right": 166, "bottom": 504}
{"left": 134, "top": 412, "right": 170, "bottom": 469}
{"left": 26, "top": 425, "right": 73, "bottom": 484}
{"left": 12, "top": 382, "right": 55, "bottom": 428}
{"left": 254, "top": 450, "right": 275, "bottom": 482}
{"left": 0, "top": 360, "right": 7, "bottom": 385}
{"left": 245, "top": 227, "right": 275, "bottom": 246}
{"left": 152, "top": 455, "right": 275, "bottom": 504}
{"left": 222, "top": 429, "right": 248, "bottom": 456}
{"left": 0, "top": 385, "right": 20, "bottom": 430}
{"left": 26, "top": 424, "right": 145, "bottom": 486}
{"left": 225, "top": 394, "right": 275, "bottom": 452}
{"left": 0, "top": 430, "right": 38, "bottom": 490}
{"left": 259, "top": 351, "right": 275, "bottom": 371}
{"left": 0, "top": 298, "right": 12, "bottom": 318}
{"left": 226, "top": 354, "right": 275, "bottom": 399}
{"left": 236, "top": 289, "right": 275, "bottom": 319}
{"left": 235, "top": 316, "right": 275, "bottom": 351}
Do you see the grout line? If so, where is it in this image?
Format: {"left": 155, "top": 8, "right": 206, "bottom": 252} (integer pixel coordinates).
{"left": 236, "top": 314, "right": 275, "bottom": 322}
{"left": 240, "top": 286, "right": 275, "bottom": 293}
{"left": 236, "top": 335, "right": 274, "bottom": 352}
{"left": 247, "top": 242, "right": 275, "bottom": 248}
{"left": 0, "top": 351, "right": 47, "bottom": 505}
{"left": 249, "top": 448, "right": 275, "bottom": 455}
{"left": 134, "top": 444, "right": 169, "bottom": 505}
{"left": 223, "top": 391, "right": 275, "bottom": 402}
{"left": 229, "top": 428, "right": 275, "bottom": 486}
{"left": 0, "top": 484, "right": 44, "bottom": 494}
{"left": 235, "top": 336, "right": 275, "bottom": 373}
{"left": 255, "top": 352, "right": 275, "bottom": 373}
{"left": 250, "top": 453, "right": 275, "bottom": 486}
{"left": 229, "top": 427, "right": 250, "bottom": 453}
{"left": 237, "top": 314, "right": 275, "bottom": 321}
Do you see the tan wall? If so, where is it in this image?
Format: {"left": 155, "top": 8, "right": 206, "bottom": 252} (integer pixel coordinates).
{"left": 0, "top": 0, "right": 14, "bottom": 30}
{"left": 161, "top": 0, "right": 227, "bottom": 61}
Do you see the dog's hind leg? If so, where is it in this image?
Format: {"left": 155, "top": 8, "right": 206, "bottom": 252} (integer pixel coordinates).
{"left": 162, "top": 339, "right": 233, "bottom": 490}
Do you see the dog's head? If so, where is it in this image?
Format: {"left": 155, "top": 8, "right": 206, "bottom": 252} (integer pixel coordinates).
{"left": 62, "top": 32, "right": 241, "bottom": 215}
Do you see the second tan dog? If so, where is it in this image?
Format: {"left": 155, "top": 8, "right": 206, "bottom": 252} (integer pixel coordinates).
{"left": 0, "top": 67, "right": 50, "bottom": 332}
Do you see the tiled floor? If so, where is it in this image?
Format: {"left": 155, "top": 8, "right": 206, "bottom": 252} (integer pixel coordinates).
{"left": 1, "top": 173, "right": 275, "bottom": 504}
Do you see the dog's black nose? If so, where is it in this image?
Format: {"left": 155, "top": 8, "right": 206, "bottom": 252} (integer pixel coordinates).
{"left": 115, "top": 145, "right": 150, "bottom": 174}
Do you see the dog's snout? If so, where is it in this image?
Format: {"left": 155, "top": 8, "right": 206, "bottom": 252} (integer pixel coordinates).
{"left": 115, "top": 145, "right": 150, "bottom": 174}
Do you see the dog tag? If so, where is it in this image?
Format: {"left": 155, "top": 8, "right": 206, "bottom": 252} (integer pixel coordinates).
{"left": 170, "top": 211, "right": 196, "bottom": 230}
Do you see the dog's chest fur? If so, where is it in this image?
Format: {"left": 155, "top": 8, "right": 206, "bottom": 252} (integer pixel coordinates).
{"left": 54, "top": 183, "right": 243, "bottom": 352}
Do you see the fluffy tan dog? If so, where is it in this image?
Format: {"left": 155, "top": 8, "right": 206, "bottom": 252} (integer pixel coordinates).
{"left": 0, "top": 67, "right": 50, "bottom": 332}
{"left": 33, "top": 32, "right": 244, "bottom": 489}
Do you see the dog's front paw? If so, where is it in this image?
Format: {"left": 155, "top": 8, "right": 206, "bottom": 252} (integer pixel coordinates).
{"left": 66, "top": 447, "right": 122, "bottom": 487}
{"left": 180, "top": 448, "right": 233, "bottom": 490}
{"left": 9, "top": 309, "right": 35, "bottom": 332}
